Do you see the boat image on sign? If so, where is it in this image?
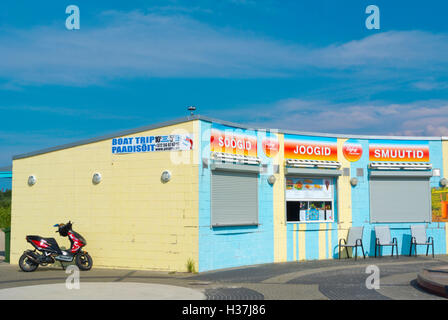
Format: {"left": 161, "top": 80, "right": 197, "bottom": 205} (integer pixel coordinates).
{"left": 19, "top": 221, "right": 93, "bottom": 272}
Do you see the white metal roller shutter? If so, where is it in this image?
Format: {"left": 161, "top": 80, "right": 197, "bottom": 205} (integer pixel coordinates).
{"left": 369, "top": 176, "right": 431, "bottom": 223}
{"left": 211, "top": 170, "right": 258, "bottom": 227}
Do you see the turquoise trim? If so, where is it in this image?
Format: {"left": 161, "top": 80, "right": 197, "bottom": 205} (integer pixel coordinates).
{"left": 198, "top": 121, "right": 274, "bottom": 272}
{"left": 0, "top": 172, "right": 12, "bottom": 178}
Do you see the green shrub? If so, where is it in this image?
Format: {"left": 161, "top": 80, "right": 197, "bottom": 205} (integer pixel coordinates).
{"left": 0, "top": 190, "right": 11, "bottom": 229}
{"left": 186, "top": 258, "right": 196, "bottom": 273}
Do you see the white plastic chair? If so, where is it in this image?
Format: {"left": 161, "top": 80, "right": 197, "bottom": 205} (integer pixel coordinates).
{"left": 338, "top": 226, "right": 365, "bottom": 260}
{"left": 409, "top": 225, "right": 434, "bottom": 258}
{"left": 374, "top": 226, "right": 398, "bottom": 258}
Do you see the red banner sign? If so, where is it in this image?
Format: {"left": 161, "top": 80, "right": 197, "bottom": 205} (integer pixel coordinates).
{"left": 284, "top": 136, "right": 338, "bottom": 161}
{"left": 369, "top": 143, "right": 429, "bottom": 162}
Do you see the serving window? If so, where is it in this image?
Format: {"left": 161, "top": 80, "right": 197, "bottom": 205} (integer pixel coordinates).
{"left": 285, "top": 177, "right": 335, "bottom": 223}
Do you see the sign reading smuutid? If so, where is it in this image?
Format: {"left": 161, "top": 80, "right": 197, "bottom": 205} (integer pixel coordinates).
{"left": 369, "top": 140, "right": 429, "bottom": 162}
{"left": 112, "top": 134, "right": 193, "bottom": 154}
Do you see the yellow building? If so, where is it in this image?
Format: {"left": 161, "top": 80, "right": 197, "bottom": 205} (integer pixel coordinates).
{"left": 11, "top": 117, "right": 200, "bottom": 272}
{"left": 10, "top": 115, "right": 448, "bottom": 272}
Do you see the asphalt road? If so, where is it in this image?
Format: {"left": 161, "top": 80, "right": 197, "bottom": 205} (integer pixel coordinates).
{"left": 0, "top": 255, "right": 446, "bottom": 300}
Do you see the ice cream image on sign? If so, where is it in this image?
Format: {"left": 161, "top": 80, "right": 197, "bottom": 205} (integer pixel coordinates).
{"left": 325, "top": 180, "right": 330, "bottom": 190}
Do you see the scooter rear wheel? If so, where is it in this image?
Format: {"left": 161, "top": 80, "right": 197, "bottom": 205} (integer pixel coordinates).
{"left": 19, "top": 253, "right": 39, "bottom": 272}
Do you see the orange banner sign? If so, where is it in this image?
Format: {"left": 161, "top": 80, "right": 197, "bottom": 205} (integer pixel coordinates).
{"left": 210, "top": 128, "right": 257, "bottom": 157}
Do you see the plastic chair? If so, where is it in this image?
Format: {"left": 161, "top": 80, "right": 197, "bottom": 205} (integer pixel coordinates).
{"left": 338, "top": 226, "right": 365, "bottom": 260}
{"left": 409, "top": 225, "right": 434, "bottom": 258}
{"left": 374, "top": 226, "right": 398, "bottom": 258}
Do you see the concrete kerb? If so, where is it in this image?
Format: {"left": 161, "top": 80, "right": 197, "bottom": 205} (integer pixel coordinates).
{"left": 0, "top": 282, "right": 206, "bottom": 300}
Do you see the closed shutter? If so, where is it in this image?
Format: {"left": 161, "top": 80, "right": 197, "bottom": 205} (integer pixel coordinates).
{"left": 211, "top": 170, "right": 258, "bottom": 227}
{"left": 369, "top": 176, "right": 431, "bottom": 223}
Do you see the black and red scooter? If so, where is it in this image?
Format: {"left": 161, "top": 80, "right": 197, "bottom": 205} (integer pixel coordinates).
{"left": 19, "top": 221, "right": 93, "bottom": 272}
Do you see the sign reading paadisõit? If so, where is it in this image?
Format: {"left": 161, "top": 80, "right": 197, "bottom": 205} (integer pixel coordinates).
{"left": 112, "top": 134, "right": 193, "bottom": 154}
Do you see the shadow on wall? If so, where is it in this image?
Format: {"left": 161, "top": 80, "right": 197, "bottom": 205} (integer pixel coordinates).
{"left": 401, "top": 233, "right": 412, "bottom": 255}
{"left": 332, "top": 243, "right": 356, "bottom": 259}
{"left": 328, "top": 227, "right": 433, "bottom": 259}
{"left": 368, "top": 228, "right": 413, "bottom": 257}
{"left": 369, "top": 229, "right": 379, "bottom": 257}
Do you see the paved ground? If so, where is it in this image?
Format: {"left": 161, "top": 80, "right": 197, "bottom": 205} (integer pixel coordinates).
{"left": 0, "top": 255, "right": 447, "bottom": 300}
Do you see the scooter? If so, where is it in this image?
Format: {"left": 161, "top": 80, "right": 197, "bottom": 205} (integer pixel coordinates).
{"left": 19, "top": 221, "right": 93, "bottom": 272}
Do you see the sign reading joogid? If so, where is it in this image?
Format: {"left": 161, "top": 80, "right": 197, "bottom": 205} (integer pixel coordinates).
{"left": 210, "top": 124, "right": 257, "bottom": 157}
{"left": 284, "top": 135, "right": 338, "bottom": 161}
{"left": 112, "top": 134, "right": 193, "bottom": 154}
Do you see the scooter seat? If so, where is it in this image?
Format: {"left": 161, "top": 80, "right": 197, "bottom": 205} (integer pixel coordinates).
{"left": 42, "top": 238, "right": 61, "bottom": 249}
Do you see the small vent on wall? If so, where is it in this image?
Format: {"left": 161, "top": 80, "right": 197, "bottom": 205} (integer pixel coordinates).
{"left": 261, "top": 164, "right": 268, "bottom": 173}
{"left": 343, "top": 168, "right": 350, "bottom": 176}
{"left": 356, "top": 168, "right": 364, "bottom": 177}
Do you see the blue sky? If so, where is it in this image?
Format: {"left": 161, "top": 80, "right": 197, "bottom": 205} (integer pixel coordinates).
{"left": 0, "top": 0, "right": 448, "bottom": 178}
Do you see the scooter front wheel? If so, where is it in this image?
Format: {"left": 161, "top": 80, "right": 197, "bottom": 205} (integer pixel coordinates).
{"left": 19, "top": 253, "right": 39, "bottom": 272}
{"left": 75, "top": 252, "right": 93, "bottom": 271}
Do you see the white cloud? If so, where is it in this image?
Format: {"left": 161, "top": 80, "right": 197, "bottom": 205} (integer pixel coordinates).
{"left": 209, "top": 99, "right": 448, "bottom": 137}
{"left": 413, "top": 79, "right": 448, "bottom": 91}
{"left": 0, "top": 11, "right": 446, "bottom": 86}
{"left": 314, "top": 31, "right": 448, "bottom": 69}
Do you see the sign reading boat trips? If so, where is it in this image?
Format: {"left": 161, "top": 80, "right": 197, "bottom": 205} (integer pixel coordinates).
{"left": 368, "top": 140, "right": 429, "bottom": 162}
{"left": 112, "top": 134, "right": 193, "bottom": 154}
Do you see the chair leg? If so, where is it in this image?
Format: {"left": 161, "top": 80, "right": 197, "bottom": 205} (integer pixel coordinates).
{"left": 375, "top": 242, "right": 377, "bottom": 258}
{"left": 409, "top": 242, "right": 413, "bottom": 257}
{"left": 426, "top": 244, "right": 429, "bottom": 256}
{"left": 360, "top": 241, "right": 365, "bottom": 259}
{"left": 391, "top": 244, "right": 394, "bottom": 257}
{"left": 432, "top": 242, "right": 435, "bottom": 258}
{"left": 396, "top": 243, "right": 399, "bottom": 258}
{"left": 345, "top": 247, "right": 349, "bottom": 259}
{"left": 355, "top": 246, "right": 358, "bottom": 261}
